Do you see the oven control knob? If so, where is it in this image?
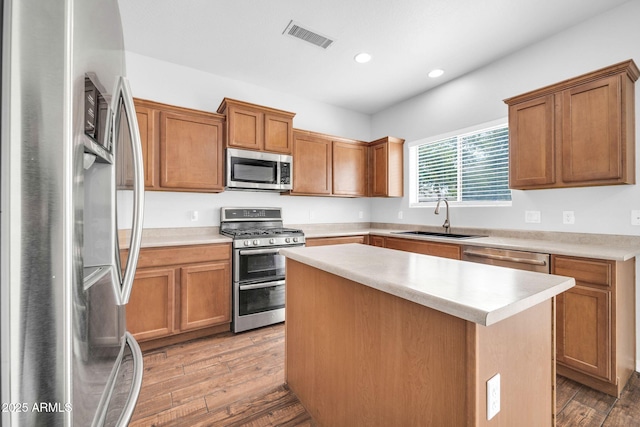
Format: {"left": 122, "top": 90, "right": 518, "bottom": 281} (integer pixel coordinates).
{"left": 243, "top": 241, "right": 250, "bottom": 247}
{"left": 293, "top": 237, "right": 299, "bottom": 243}
{"left": 253, "top": 240, "right": 259, "bottom": 246}
{"left": 285, "top": 237, "right": 291, "bottom": 243}
{"left": 269, "top": 238, "right": 275, "bottom": 244}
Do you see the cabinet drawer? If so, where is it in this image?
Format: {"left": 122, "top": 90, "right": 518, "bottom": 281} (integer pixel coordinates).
{"left": 123, "top": 244, "right": 231, "bottom": 269}
{"left": 553, "top": 256, "right": 612, "bottom": 287}
{"left": 306, "top": 236, "right": 367, "bottom": 246}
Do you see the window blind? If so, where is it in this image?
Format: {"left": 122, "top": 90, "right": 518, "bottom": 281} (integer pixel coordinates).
{"left": 417, "top": 124, "right": 511, "bottom": 203}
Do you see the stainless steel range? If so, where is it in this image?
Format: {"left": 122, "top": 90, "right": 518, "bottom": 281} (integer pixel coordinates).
{"left": 220, "top": 207, "right": 305, "bottom": 333}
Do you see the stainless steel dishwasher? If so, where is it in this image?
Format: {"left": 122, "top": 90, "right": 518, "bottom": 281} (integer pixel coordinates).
{"left": 461, "top": 246, "right": 550, "bottom": 273}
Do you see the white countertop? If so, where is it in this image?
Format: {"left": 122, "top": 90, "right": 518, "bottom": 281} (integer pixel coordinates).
{"left": 303, "top": 227, "right": 640, "bottom": 261}
{"left": 281, "top": 243, "right": 575, "bottom": 326}
{"left": 123, "top": 224, "right": 640, "bottom": 261}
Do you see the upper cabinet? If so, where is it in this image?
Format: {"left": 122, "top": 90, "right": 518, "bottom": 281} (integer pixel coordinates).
{"left": 369, "top": 136, "right": 405, "bottom": 197}
{"left": 217, "top": 98, "right": 295, "bottom": 154}
{"left": 291, "top": 129, "right": 366, "bottom": 197}
{"left": 505, "top": 60, "right": 639, "bottom": 190}
{"left": 130, "top": 98, "right": 225, "bottom": 193}
{"left": 291, "top": 129, "right": 404, "bottom": 198}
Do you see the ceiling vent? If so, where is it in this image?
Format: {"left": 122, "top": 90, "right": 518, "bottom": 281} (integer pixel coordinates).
{"left": 283, "top": 20, "right": 334, "bottom": 49}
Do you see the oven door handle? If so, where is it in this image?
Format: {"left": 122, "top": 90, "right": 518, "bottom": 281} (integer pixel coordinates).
{"left": 239, "top": 280, "right": 286, "bottom": 291}
{"left": 238, "top": 248, "right": 281, "bottom": 256}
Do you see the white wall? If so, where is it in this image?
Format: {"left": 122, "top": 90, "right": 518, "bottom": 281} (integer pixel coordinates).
{"left": 123, "top": 52, "right": 372, "bottom": 228}
{"left": 371, "top": 0, "right": 640, "bottom": 236}
{"left": 370, "top": 0, "right": 640, "bottom": 370}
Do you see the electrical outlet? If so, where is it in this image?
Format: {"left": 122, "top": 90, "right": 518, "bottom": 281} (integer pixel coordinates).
{"left": 191, "top": 210, "right": 198, "bottom": 221}
{"left": 358, "top": 211, "right": 364, "bottom": 219}
{"left": 525, "top": 210, "right": 541, "bottom": 223}
{"left": 398, "top": 211, "right": 403, "bottom": 220}
{"left": 487, "top": 373, "right": 500, "bottom": 420}
{"left": 309, "top": 210, "right": 316, "bottom": 221}
{"left": 632, "top": 210, "right": 640, "bottom": 226}
{"left": 563, "top": 211, "right": 575, "bottom": 225}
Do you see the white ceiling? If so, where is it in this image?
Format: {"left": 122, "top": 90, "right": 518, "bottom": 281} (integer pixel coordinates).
{"left": 118, "top": 0, "right": 629, "bottom": 114}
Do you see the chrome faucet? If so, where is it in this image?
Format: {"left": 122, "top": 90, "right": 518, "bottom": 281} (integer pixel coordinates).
{"left": 434, "top": 198, "right": 450, "bottom": 234}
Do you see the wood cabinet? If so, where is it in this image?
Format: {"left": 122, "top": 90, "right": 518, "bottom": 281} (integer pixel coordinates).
{"left": 382, "top": 236, "right": 461, "bottom": 260}
{"left": 369, "top": 235, "right": 385, "bottom": 247}
{"left": 291, "top": 130, "right": 332, "bottom": 195}
{"left": 553, "top": 255, "right": 636, "bottom": 397}
{"left": 505, "top": 60, "right": 638, "bottom": 189}
{"left": 123, "top": 244, "right": 231, "bottom": 347}
{"left": 217, "top": 98, "right": 295, "bottom": 154}
{"left": 306, "top": 235, "right": 368, "bottom": 246}
{"left": 291, "top": 129, "right": 366, "bottom": 197}
{"left": 333, "top": 141, "right": 367, "bottom": 196}
{"left": 131, "top": 98, "right": 225, "bottom": 192}
{"left": 369, "top": 136, "right": 404, "bottom": 197}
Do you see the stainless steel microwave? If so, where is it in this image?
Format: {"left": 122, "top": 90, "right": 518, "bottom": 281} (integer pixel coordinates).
{"left": 226, "top": 148, "right": 292, "bottom": 191}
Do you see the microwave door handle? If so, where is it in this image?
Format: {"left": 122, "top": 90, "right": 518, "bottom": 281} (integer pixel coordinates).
{"left": 116, "top": 76, "right": 145, "bottom": 305}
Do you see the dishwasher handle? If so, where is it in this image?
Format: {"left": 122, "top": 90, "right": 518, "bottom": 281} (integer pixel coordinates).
{"left": 462, "top": 249, "right": 548, "bottom": 267}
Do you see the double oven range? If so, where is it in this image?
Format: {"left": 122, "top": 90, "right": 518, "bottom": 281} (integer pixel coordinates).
{"left": 220, "top": 207, "right": 305, "bottom": 333}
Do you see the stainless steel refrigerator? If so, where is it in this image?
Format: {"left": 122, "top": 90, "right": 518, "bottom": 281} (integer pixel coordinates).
{"left": 1, "top": 0, "right": 145, "bottom": 425}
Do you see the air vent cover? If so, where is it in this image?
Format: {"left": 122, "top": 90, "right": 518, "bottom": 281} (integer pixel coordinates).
{"left": 283, "top": 20, "right": 334, "bottom": 49}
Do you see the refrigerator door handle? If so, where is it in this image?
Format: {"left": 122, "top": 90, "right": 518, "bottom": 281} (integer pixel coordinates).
{"left": 115, "top": 332, "right": 144, "bottom": 427}
{"left": 115, "top": 76, "right": 145, "bottom": 305}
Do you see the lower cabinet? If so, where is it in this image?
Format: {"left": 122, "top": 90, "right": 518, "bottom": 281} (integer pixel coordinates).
{"left": 553, "top": 255, "right": 636, "bottom": 397}
{"left": 305, "top": 235, "right": 368, "bottom": 246}
{"left": 382, "top": 236, "right": 461, "bottom": 260}
{"left": 123, "top": 244, "right": 231, "bottom": 345}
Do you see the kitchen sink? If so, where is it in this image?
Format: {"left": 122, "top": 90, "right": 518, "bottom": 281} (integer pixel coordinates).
{"left": 393, "top": 230, "right": 485, "bottom": 239}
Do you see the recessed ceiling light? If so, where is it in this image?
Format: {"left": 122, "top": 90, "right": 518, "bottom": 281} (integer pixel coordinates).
{"left": 354, "top": 52, "right": 372, "bottom": 64}
{"left": 428, "top": 69, "right": 444, "bottom": 78}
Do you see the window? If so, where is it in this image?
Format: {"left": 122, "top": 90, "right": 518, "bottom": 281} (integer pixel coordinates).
{"left": 412, "top": 121, "right": 511, "bottom": 205}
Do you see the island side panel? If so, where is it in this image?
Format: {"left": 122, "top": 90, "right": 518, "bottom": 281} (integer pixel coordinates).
{"left": 470, "top": 300, "right": 554, "bottom": 427}
{"left": 285, "top": 259, "right": 470, "bottom": 427}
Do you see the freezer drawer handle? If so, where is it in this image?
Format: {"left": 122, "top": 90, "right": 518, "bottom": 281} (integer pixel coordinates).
{"left": 462, "top": 250, "right": 548, "bottom": 266}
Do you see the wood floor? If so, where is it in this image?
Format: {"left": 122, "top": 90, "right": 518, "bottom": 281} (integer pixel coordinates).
{"left": 131, "top": 323, "right": 640, "bottom": 426}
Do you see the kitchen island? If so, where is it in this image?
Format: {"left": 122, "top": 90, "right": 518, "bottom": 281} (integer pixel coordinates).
{"left": 281, "top": 244, "right": 575, "bottom": 426}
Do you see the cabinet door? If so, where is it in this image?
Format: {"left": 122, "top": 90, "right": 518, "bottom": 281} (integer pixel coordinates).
{"left": 264, "top": 113, "right": 292, "bottom": 154}
{"left": 292, "top": 132, "right": 332, "bottom": 195}
{"left": 135, "top": 104, "right": 158, "bottom": 188}
{"left": 508, "top": 95, "right": 555, "bottom": 188}
{"left": 159, "top": 111, "right": 224, "bottom": 191}
{"left": 370, "top": 236, "right": 385, "bottom": 247}
{"left": 179, "top": 262, "right": 231, "bottom": 332}
{"left": 333, "top": 141, "right": 367, "bottom": 196}
{"left": 227, "top": 104, "right": 264, "bottom": 151}
{"left": 126, "top": 268, "right": 176, "bottom": 341}
{"left": 370, "top": 143, "right": 389, "bottom": 196}
{"left": 556, "top": 285, "right": 611, "bottom": 380}
{"left": 561, "top": 76, "right": 622, "bottom": 183}
{"left": 122, "top": 101, "right": 159, "bottom": 190}
{"left": 384, "top": 237, "right": 461, "bottom": 260}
